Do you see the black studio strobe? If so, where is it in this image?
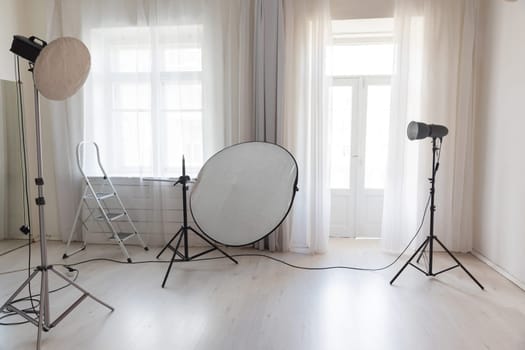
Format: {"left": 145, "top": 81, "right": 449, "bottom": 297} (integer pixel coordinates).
{"left": 390, "top": 121, "right": 483, "bottom": 290}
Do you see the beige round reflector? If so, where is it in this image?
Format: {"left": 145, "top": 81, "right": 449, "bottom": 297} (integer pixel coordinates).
{"left": 34, "top": 37, "right": 90, "bottom": 101}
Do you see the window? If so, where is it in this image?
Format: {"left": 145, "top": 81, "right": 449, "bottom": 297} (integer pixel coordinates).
{"left": 85, "top": 25, "right": 203, "bottom": 177}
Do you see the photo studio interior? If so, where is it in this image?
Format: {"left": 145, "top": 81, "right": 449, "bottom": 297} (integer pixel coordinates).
{"left": 0, "top": 0, "right": 524, "bottom": 349}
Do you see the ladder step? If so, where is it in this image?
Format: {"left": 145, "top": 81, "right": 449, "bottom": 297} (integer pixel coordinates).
{"left": 109, "top": 232, "right": 135, "bottom": 242}
{"left": 96, "top": 212, "right": 125, "bottom": 221}
{"left": 95, "top": 192, "right": 116, "bottom": 200}
{"left": 85, "top": 192, "right": 116, "bottom": 200}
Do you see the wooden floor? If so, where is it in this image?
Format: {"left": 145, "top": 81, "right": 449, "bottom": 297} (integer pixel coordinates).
{"left": 0, "top": 238, "right": 524, "bottom": 350}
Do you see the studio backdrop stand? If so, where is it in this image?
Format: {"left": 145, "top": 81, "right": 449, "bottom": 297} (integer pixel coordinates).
{"left": 157, "top": 156, "right": 238, "bottom": 288}
{"left": 390, "top": 137, "right": 484, "bottom": 290}
{"left": 0, "top": 43, "right": 113, "bottom": 350}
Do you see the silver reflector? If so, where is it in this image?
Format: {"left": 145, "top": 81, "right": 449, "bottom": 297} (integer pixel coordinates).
{"left": 190, "top": 142, "right": 298, "bottom": 246}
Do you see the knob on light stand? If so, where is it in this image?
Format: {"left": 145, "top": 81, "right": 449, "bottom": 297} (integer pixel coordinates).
{"left": 390, "top": 121, "right": 483, "bottom": 290}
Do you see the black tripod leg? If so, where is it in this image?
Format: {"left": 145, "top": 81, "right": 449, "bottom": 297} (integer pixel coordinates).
{"left": 161, "top": 230, "right": 185, "bottom": 288}
{"left": 416, "top": 240, "right": 429, "bottom": 263}
{"left": 161, "top": 250, "right": 177, "bottom": 288}
{"left": 156, "top": 227, "right": 183, "bottom": 259}
{"left": 390, "top": 237, "right": 429, "bottom": 285}
{"left": 189, "top": 227, "right": 238, "bottom": 264}
{"left": 433, "top": 236, "right": 484, "bottom": 290}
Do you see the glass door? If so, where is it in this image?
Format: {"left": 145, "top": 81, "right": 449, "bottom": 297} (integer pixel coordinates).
{"left": 329, "top": 77, "right": 391, "bottom": 238}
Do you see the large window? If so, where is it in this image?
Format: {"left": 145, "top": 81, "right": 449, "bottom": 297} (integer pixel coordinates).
{"left": 85, "top": 25, "right": 203, "bottom": 177}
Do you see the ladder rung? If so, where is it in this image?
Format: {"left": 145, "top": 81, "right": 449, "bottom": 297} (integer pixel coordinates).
{"left": 96, "top": 192, "right": 116, "bottom": 200}
{"left": 85, "top": 192, "right": 115, "bottom": 200}
{"left": 109, "top": 232, "right": 135, "bottom": 242}
{"left": 97, "top": 212, "right": 125, "bottom": 221}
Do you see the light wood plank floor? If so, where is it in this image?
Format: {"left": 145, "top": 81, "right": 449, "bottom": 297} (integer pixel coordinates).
{"left": 0, "top": 238, "right": 524, "bottom": 350}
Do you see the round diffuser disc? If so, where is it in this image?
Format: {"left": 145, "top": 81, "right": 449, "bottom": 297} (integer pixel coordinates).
{"left": 190, "top": 142, "right": 298, "bottom": 246}
{"left": 34, "top": 37, "right": 90, "bottom": 101}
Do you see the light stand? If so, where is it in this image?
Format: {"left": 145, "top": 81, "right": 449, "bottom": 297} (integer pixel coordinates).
{"left": 390, "top": 137, "right": 484, "bottom": 289}
{"left": 1, "top": 42, "right": 113, "bottom": 350}
{"left": 157, "top": 156, "right": 238, "bottom": 288}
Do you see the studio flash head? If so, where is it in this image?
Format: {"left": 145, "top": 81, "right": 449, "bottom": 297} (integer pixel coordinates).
{"left": 10, "top": 35, "right": 47, "bottom": 63}
{"left": 407, "top": 121, "right": 448, "bottom": 140}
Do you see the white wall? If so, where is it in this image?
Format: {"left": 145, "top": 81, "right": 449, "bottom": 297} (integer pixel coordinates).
{"left": 474, "top": 0, "right": 525, "bottom": 286}
{"left": 0, "top": 80, "right": 26, "bottom": 239}
{"left": 0, "top": 0, "right": 60, "bottom": 240}
{"left": 0, "top": 1, "right": 26, "bottom": 240}
{"left": 0, "top": 0, "right": 23, "bottom": 81}
{"left": 0, "top": 82, "right": 7, "bottom": 240}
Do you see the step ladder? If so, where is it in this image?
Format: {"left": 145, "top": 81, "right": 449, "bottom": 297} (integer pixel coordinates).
{"left": 63, "top": 141, "right": 149, "bottom": 262}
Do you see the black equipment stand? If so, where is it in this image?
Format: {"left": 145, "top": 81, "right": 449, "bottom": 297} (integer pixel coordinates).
{"left": 157, "top": 156, "right": 238, "bottom": 288}
{"left": 390, "top": 137, "right": 484, "bottom": 290}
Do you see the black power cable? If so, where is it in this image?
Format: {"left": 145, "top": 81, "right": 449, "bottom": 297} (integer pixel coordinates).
{"left": 0, "top": 243, "right": 30, "bottom": 258}
{"left": 0, "top": 131, "right": 440, "bottom": 324}
{"left": 0, "top": 191, "right": 431, "bottom": 277}
{"left": 0, "top": 191, "right": 430, "bottom": 325}
{"left": 0, "top": 56, "right": 32, "bottom": 258}
{"left": 0, "top": 267, "right": 79, "bottom": 326}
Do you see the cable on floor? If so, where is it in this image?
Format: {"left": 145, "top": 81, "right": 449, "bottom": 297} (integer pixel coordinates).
{"left": 0, "top": 268, "right": 79, "bottom": 326}
{"left": 0, "top": 192, "right": 431, "bottom": 277}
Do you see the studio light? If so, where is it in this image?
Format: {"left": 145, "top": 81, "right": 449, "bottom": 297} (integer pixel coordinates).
{"left": 10, "top": 35, "right": 47, "bottom": 63}
{"left": 406, "top": 121, "right": 448, "bottom": 140}
{"left": 1, "top": 35, "right": 113, "bottom": 350}
{"left": 390, "top": 121, "right": 483, "bottom": 289}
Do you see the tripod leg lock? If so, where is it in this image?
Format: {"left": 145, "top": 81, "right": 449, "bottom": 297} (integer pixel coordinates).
{"left": 36, "top": 265, "right": 52, "bottom": 272}
{"left": 35, "top": 177, "right": 44, "bottom": 185}
{"left": 35, "top": 197, "right": 46, "bottom": 205}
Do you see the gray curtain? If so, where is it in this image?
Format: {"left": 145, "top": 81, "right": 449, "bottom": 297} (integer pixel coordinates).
{"left": 253, "top": 0, "right": 288, "bottom": 252}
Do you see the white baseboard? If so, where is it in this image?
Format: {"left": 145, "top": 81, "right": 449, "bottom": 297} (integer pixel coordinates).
{"left": 472, "top": 250, "right": 525, "bottom": 291}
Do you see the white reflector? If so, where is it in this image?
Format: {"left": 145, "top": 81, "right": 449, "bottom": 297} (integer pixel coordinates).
{"left": 190, "top": 142, "right": 298, "bottom": 246}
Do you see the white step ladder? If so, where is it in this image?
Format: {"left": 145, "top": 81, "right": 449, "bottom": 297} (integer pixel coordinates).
{"left": 63, "top": 142, "right": 149, "bottom": 262}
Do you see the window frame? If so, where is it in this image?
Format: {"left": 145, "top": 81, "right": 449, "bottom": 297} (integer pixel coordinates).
{"left": 87, "top": 25, "right": 205, "bottom": 177}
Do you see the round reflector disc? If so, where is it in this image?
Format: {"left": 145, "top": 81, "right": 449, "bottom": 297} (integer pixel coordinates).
{"left": 190, "top": 142, "right": 298, "bottom": 246}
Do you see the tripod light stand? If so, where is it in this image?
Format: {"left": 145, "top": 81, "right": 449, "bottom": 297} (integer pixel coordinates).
{"left": 0, "top": 36, "right": 113, "bottom": 350}
{"left": 390, "top": 121, "right": 484, "bottom": 290}
{"left": 157, "top": 156, "right": 238, "bottom": 288}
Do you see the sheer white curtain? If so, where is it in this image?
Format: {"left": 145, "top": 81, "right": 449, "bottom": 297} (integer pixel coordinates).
{"left": 281, "top": 0, "right": 331, "bottom": 254}
{"left": 246, "top": 0, "right": 332, "bottom": 253}
{"left": 82, "top": 0, "right": 254, "bottom": 177}
{"left": 382, "top": 0, "right": 479, "bottom": 253}
{"left": 46, "top": 0, "right": 255, "bottom": 240}
{"left": 46, "top": 0, "right": 331, "bottom": 251}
